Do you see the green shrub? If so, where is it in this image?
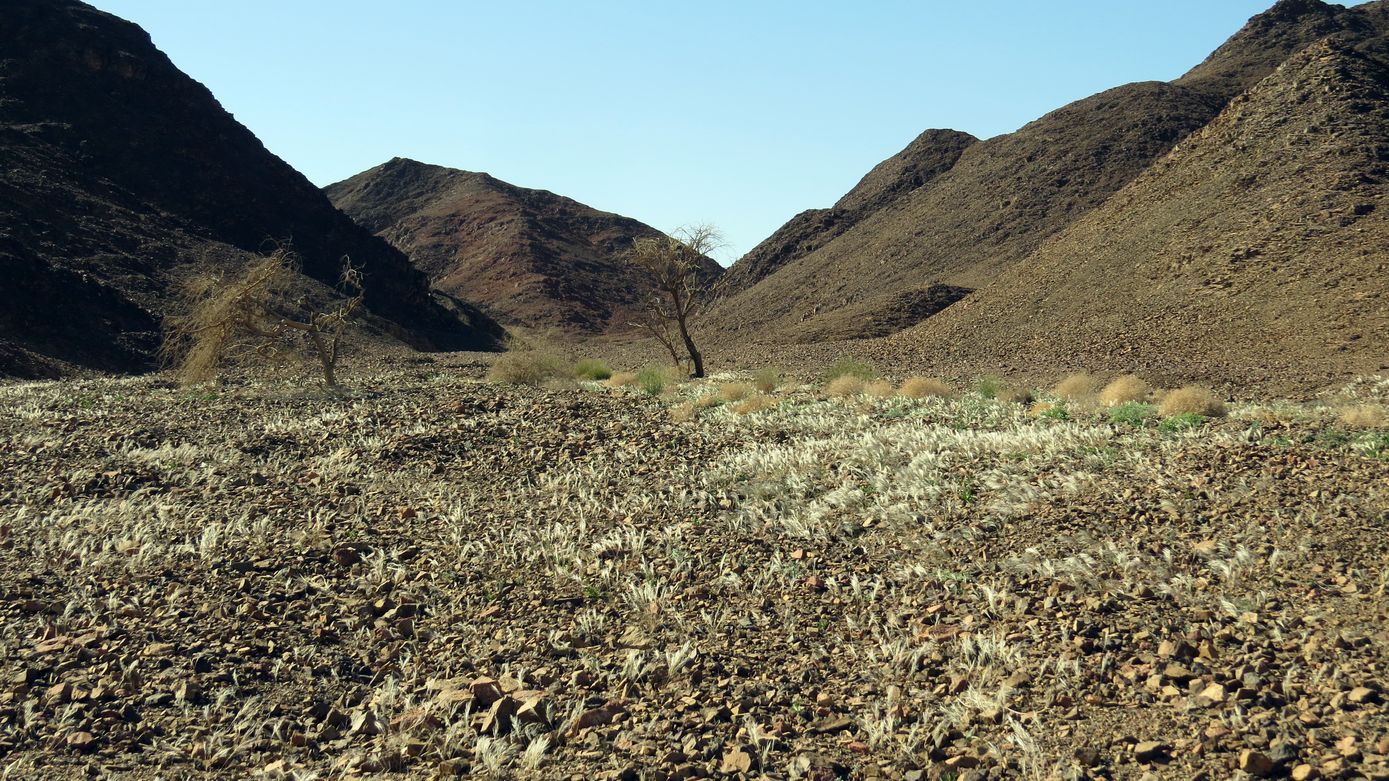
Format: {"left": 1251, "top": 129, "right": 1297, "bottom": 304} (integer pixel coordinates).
{"left": 824, "top": 359, "right": 877, "bottom": 383}
{"left": 637, "top": 367, "right": 668, "bottom": 396}
{"left": 1041, "top": 404, "right": 1070, "bottom": 420}
{"left": 752, "top": 368, "right": 781, "bottom": 393}
{"left": 975, "top": 375, "right": 1004, "bottom": 399}
{"left": 1109, "top": 402, "right": 1156, "bottom": 427}
{"left": 1158, "top": 413, "right": 1206, "bottom": 432}
{"left": 573, "top": 358, "right": 612, "bottom": 381}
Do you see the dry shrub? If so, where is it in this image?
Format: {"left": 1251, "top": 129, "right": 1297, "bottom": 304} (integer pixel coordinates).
{"left": 826, "top": 375, "right": 865, "bottom": 397}
{"left": 733, "top": 395, "right": 778, "bottom": 415}
{"left": 1159, "top": 386, "right": 1226, "bottom": 417}
{"left": 669, "top": 402, "right": 698, "bottom": 422}
{"left": 998, "top": 386, "right": 1035, "bottom": 405}
{"left": 1052, "top": 372, "right": 1097, "bottom": 401}
{"left": 1100, "top": 374, "right": 1150, "bottom": 406}
{"left": 898, "top": 377, "right": 953, "bottom": 398}
{"left": 863, "top": 380, "right": 896, "bottom": 397}
{"left": 605, "top": 372, "right": 639, "bottom": 387}
{"left": 719, "top": 383, "right": 754, "bottom": 402}
{"left": 1339, "top": 405, "right": 1385, "bottom": 428}
{"left": 694, "top": 393, "right": 723, "bottom": 409}
{"left": 753, "top": 368, "right": 780, "bottom": 393}
{"left": 487, "top": 350, "right": 570, "bottom": 386}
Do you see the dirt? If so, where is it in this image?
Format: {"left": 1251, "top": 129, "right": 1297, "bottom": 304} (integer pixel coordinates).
{"left": 0, "top": 1, "right": 503, "bottom": 380}
{"left": 1, "top": 359, "right": 1386, "bottom": 779}
{"left": 326, "top": 158, "right": 724, "bottom": 335}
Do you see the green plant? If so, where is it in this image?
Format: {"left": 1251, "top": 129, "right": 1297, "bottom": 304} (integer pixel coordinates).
{"left": 1041, "top": 404, "right": 1070, "bottom": 420}
{"left": 637, "top": 367, "right": 668, "bottom": 396}
{"left": 975, "top": 375, "right": 1004, "bottom": 399}
{"left": 824, "top": 358, "right": 877, "bottom": 383}
{"left": 573, "top": 358, "right": 613, "bottom": 381}
{"left": 1158, "top": 412, "right": 1206, "bottom": 432}
{"left": 752, "top": 368, "right": 781, "bottom": 393}
{"left": 1108, "top": 402, "right": 1156, "bottom": 427}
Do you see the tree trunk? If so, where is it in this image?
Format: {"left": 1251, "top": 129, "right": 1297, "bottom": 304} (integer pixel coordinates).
{"left": 675, "top": 314, "right": 704, "bottom": 379}
{"left": 307, "top": 328, "right": 339, "bottom": 388}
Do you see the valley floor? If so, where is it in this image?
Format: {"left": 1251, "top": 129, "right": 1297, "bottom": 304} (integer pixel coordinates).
{"left": 1, "top": 356, "right": 1387, "bottom": 780}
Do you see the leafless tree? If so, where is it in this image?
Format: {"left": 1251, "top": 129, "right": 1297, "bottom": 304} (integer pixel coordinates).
{"left": 627, "top": 224, "right": 723, "bottom": 379}
{"left": 161, "top": 248, "right": 364, "bottom": 388}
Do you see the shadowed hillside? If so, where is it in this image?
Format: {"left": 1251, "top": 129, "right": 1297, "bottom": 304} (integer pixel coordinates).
{"left": 0, "top": 0, "right": 502, "bottom": 378}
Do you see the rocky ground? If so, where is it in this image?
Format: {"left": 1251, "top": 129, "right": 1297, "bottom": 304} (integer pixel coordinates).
{"left": 1, "top": 355, "right": 1387, "bottom": 780}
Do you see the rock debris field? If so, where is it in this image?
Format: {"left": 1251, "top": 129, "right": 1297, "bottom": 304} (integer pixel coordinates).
{"left": 1, "top": 357, "right": 1387, "bottom": 780}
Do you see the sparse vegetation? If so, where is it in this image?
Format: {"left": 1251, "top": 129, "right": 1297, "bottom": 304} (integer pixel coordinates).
{"left": 1159, "top": 411, "right": 1207, "bottom": 432}
{"left": 626, "top": 224, "right": 723, "bottom": 378}
{"left": 975, "top": 374, "right": 1004, "bottom": 399}
{"left": 1, "top": 367, "right": 1387, "bottom": 780}
{"left": 161, "top": 248, "right": 364, "bottom": 388}
{"left": 825, "top": 375, "right": 866, "bottom": 397}
{"left": 1160, "top": 385, "right": 1227, "bottom": 417}
{"left": 1108, "top": 401, "right": 1157, "bottom": 427}
{"left": 606, "top": 371, "right": 640, "bottom": 388}
{"left": 636, "top": 366, "right": 669, "bottom": 396}
{"left": 1051, "top": 371, "right": 1097, "bottom": 401}
{"left": 718, "top": 382, "right": 754, "bottom": 402}
{"left": 862, "top": 379, "right": 895, "bottom": 397}
{"left": 487, "top": 348, "right": 571, "bottom": 386}
{"left": 1099, "top": 374, "right": 1150, "bottom": 406}
{"left": 824, "top": 358, "right": 877, "bottom": 383}
{"left": 573, "top": 358, "right": 613, "bottom": 381}
{"left": 1340, "top": 404, "right": 1386, "bottom": 429}
{"left": 752, "top": 368, "right": 781, "bottom": 393}
{"left": 898, "top": 376, "right": 953, "bottom": 398}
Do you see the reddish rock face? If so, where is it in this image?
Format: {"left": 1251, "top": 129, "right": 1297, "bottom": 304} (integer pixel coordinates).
{"left": 0, "top": 0, "right": 503, "bottom": 378}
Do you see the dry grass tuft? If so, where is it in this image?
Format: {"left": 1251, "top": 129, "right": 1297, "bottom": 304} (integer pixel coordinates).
{"left": 1099, "top": 374, "right": 1150, "bottom": 406}
{"left": 1339, "top": 404, "right": 1386, "bottom": 428}
{"left": 998, "top": 386, "right": 1035, "bottom": 405}
{"left": 605, "top": 372, "right": 639, "bottom": 388}
{"left": 752, "top": 368, "right": 781, "bottom": 393}
{"left": 669, "top": 402, "right": 698, "bottom": 422}
{"left": 826, "top": 375, "right": 865, "bottom": 397}
{"left": 1052, "top": 372, "right": 1097, "bottom": 401}
{"left": 733, "top": 395, "right": 778, "bottom": 415}
{"left": 719, "top": 383, "right": 755, "bottom": 402}
{"left": 1159, "top": 386, "right": 1226, "bottom": 418}
{"left": 863, "top": 380, "right": 896, "bottom": 398}
{"left": 487, "top": 350, "right": 570, "bottom": 386}
{"left": 898, "top": 377, "right": 953, "bottom": 399}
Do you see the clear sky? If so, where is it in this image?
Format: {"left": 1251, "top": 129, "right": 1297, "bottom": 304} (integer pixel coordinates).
{"left": 90, "top": 1, "right": 1285, "bottom": 264}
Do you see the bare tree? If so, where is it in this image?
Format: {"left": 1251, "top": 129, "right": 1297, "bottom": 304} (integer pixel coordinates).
{"left": 161, "top": 248, "right": 365, "bottom": 388}
{"left": 627, "top": 224, "right": 722, "bottom": 379}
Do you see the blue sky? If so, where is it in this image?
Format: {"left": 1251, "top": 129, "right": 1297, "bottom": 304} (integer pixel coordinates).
{"left": 91, "top": 1, "right": 1282, "bottom": 263}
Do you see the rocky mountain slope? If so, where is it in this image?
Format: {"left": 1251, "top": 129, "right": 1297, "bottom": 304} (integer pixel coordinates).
{"left": 886, "top": 37, "right": 1389, "bottom": 389}
{"left": 0, "top": 0, "right": 502, "bottom": 378}
{"left": 716, "top": 129, "right": 977, "bottom": 296}
{"left": 326, "top": 159, "right": 724, "bottom": 333}
{"left": 710, "top": 0, "right": 1385, "bottom": 345}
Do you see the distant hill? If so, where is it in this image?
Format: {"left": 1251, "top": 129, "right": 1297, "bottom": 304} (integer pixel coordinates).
{"left": 886, "top": 37, "right": 1389, "bottom": 389}
{"left": 711, "top": 0, "right": 1385, "bottom": 346}
{"left": 326, "top": 159, "right": 724, "bottom": 333}
{"left": 0, "top": 0, "right": 502, "bottom": 378}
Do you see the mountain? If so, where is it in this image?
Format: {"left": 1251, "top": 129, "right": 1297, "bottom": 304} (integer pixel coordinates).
{"left": 717, "top": 129, "right": 977, "bottom": 296}
{"left": 0, "top": 0, "right": 502, "bottom": 378}
{"left": 883, "top": 37, "right": 1389, "bottom": 389}
{"left": 710, "top": 0, "right": 1381, "bottom": 344}
{"left": 326, "top": 159, "right": 725, "bottom": 333}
